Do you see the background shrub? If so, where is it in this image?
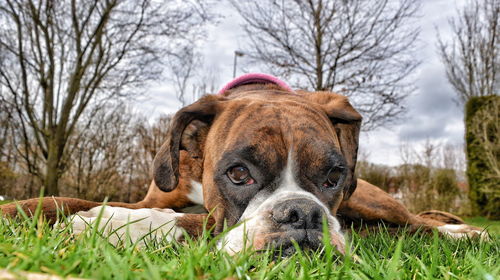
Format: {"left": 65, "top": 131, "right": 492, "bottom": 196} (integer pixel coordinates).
{"left": 465, "top": 96, "right": 500, "bottom": 219}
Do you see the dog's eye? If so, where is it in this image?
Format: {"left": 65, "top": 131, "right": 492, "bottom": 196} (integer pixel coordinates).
{"left": 227, "top": 166, "right": 255, "bottom": 185}
{"left": 323, "top": 167, "right": 343, "bottom": 189}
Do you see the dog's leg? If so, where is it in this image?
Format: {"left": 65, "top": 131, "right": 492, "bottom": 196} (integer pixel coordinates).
{"left": 338, "top": 179, "right": 487, "bottom": 238}
{"left": 68, "top": 206, "right": 213, "bottom": 246}
{"left": 0, "top": 182, "right": 203, "bottom": 224}
{"left": 0, "top": 179, "right": 203, "bottom": 223}
{"left": 0, "top": 197, "right": 149, "bottom": 223}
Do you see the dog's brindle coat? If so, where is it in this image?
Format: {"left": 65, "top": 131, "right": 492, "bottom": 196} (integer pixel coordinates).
{"left": 0, "top": 83, "right": 484, "bottom": 254}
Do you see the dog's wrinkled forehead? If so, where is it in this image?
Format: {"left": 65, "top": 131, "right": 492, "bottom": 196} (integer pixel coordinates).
{"left": 211, "top": 96, "right": 343, "bottom": 172}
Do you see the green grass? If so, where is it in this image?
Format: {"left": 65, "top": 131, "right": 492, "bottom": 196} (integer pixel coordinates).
{"left": 0, "top": 211, "right": 498, "bottom": 280}
{"left": 465, "top": 217, "right": 500, "bottom": 236}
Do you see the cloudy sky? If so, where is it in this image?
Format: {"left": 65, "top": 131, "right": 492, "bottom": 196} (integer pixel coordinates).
{"left": 136, "top": 0, "right": 467, "bottom": 166}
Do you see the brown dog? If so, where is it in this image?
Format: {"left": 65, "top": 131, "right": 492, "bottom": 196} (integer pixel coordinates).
{"left": 0, "top": 75, "right": 485, "bottom": 254}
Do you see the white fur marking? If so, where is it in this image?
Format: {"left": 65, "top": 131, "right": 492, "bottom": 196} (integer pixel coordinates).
{"left": 188, "top": 180, "right": 204, "bottom": 205}
{"left": 280, "top": 152, "right": 302, "bottom": 193}
{"left": 67, "top": 206, "right": 184, "bottom": 247}
{"left": 437, "top": 224, "right": 488, "bottom": 239}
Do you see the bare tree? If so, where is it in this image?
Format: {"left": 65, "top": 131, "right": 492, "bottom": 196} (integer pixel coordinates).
{"left": 0, "top": 102, "right": 11, "bottom": 163}
{"left": 0, "top": 0, "right": 211, "bottom": 195}
{"left": 398, "top": 142, "right": 411, "bottom": 166}
{"left": 64, "top": 103, "right": 138, "bottom": 200}
{"left": 230, "top": 0, "right": 420, "bottom": 130}
{"left": 169, "top": 46, "right": 201, "bottom": 106}
{"left": 192, "top": 64, "right": 221, "bottom": 98}
{"left": 171, "top": 52, "right": 222, "bottom": 106}
{"left": 438, "top": 0, "right": 499, "bottom": 104}
{"left": 441, "top": 143, "right": 466, "bottom": 175}
{"left": 418, "top": 139, "right": 439, "bottom": 169}
{"left": 135, "top": 114, "right": 172, "bottom": 166}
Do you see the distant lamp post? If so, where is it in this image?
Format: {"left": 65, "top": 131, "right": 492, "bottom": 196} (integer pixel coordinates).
{"left": 233, "top": 50, "right": 245, "bottom": 78}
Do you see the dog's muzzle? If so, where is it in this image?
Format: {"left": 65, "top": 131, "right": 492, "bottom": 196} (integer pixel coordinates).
{"left": 267, "top": 199, "right": 327, "bottom": 256}
{"left": 272, "top": 199, "right": 325, "bottom": 230}
{"left": 218, "top": 192, "right": 345, "bottom": 256}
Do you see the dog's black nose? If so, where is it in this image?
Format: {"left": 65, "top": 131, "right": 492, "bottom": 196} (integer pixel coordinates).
{"left": 271, "top": 199, "right": 325, "bottom": 230}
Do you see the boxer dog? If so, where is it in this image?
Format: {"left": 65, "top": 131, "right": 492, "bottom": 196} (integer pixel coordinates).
{"left": 0, "top": 73, "right": 485, "bottom": 255}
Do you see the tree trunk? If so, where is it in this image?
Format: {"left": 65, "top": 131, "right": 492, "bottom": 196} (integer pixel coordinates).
{"left": 45, "top": 143, "right": 60, "bottom": 196}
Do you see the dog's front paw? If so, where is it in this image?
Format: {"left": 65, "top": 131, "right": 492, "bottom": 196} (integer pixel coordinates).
{"left": 68, "top": 206, "right": 184, "bottom": 246}
{"left": 437, "top": 224, "right": 489, "bottom": 240}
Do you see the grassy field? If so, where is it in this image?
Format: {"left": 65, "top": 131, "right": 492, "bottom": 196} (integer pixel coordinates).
{"left": 465, "top": 217, "right": 500, "bottom": 236}
{"left": 0, "top": 210, "right": 498, "bottom": 280}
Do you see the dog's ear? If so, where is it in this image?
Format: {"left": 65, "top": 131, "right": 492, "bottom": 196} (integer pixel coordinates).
{"left": 300, "top": 91, "right": 362, "bottom": 200}
{"left": 153, "top": 95, "right": 226, "bottom": 192}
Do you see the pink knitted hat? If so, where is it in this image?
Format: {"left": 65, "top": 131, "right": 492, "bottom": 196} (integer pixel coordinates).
{"left": 218, "top": 73, "right": 294, "bottom": 94}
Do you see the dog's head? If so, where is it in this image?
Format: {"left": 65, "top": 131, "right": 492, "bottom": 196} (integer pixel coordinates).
{"left": 153, "top": 83, "right": 361, "bottom": 255}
